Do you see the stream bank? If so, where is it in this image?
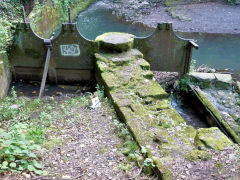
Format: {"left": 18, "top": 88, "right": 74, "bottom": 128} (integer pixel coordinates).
{"left": 98, "top": 0, "right": 240, "bottom": 34}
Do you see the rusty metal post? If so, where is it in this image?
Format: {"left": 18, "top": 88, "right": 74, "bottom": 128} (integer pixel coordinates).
{"left": 68, "top": 7, "right": 71, "bottom": 23}
{"left": 22, "top": 6, "right": 26, "bottom": 23}
{"left": 182, "top": 40, "right": 199, "bottom": 76}
{"left": 39, "top": 39, "right": 52, "bottom": 98}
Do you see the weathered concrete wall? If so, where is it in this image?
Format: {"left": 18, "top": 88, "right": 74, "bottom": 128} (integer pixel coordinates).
{"left": 0, "top": 53, "right": 11, "bottom": 98}
{"left": 134, "top": 23, "right": 197, "bottom": 75}
{"left": 9, "top": 22, "right": 196, "bottom": 83}
{"left": 9, "top": 23, "right": 96, "bottom": 83}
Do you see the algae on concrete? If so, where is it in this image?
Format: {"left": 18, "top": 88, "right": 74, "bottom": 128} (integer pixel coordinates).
{"left": 194, "top": 127, "right": 233, "bottom": 151}
{"left": 96, "top": 32, "right": 135, "bottom": 52}
{"left": 94, "top": 32, "right": 240, "bottom": 179}
{"left": 194, "top": 88, "right": 240, "bottom": 144}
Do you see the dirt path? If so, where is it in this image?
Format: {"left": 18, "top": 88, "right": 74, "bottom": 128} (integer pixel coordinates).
{"left": 0, "top": 83, "right": 156, "bottom": 180}
{"left": 99, "top": 0, "right": 240, "bottom": 34}
{"left": 42, "top": 101, "right": 154, "bottom": 180}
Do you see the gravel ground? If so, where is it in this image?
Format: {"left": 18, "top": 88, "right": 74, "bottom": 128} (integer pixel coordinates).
{"left": 42, "top": 101, "right": 155, "bottom": 180}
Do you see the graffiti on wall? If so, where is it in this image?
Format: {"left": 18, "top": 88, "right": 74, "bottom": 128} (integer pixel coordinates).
{"left": 60, "top": 44, "right": 80, "bottom": 56}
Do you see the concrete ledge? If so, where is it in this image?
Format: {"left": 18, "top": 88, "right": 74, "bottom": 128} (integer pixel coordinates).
{"left": 190, "top": 86, "right": 240, "bottom": 144}
{"left": 189, "top": 72, "right": 232, "bottom": 89}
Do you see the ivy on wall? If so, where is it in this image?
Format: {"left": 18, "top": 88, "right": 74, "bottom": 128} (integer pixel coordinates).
{"left": 0, "top": 0, "right": 21, "bottom": 54}
{"left": 28, "top": 0, "right": 96, "bottom": 38}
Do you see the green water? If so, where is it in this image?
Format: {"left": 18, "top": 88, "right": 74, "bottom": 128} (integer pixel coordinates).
{"left": 75, "top": 4, "right": 240, "bottom": 72}
{"left": 178, "top": 32, "right": 240, "bottom": 73}
{"left": 76, "top": 7, "right": 152, "bottom": 40}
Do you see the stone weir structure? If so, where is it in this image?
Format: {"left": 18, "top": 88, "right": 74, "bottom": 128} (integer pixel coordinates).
{"left": 95, "top": 32, "right": 235, "bottom": 179}
{"left": 9, "top": 22, "right": 197, "bottom": 83}
{"left": 6, "top": 21, "right": 239, "bottom": 178}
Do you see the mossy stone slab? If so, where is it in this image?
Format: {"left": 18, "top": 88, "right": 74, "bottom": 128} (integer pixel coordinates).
{"left": 194, "top": 127, "right": 233, "bottom": 151}
{"left": 214, "top": 73, "right": 232, "bottom": 89}
{"left": 96, "top": 32, "right": 134, "bottom": 52}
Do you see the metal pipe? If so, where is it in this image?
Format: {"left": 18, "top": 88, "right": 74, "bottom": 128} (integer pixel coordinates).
{"left": 22, "top": 6, "right": 26, "bottom": 23}
{"left": 68, "top": 7, "right": 71, "bottom": 23}
{"left": 39, "top": 46, "right": 51, "bottom": 98}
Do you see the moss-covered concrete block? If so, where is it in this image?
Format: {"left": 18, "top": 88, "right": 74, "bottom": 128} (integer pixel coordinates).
{"left": 96, "top": 32, "right": 134, "bottom": 52}
{"left": 214, "top": 73, "right": 232, "bottom": 89}
{"left": 194, "top": 127, "right": 233, "bottom": 151}
{"left": 185, "top": 149, "right": 212, "bottom": 161}
{"left": 137, "top": 58, "right": 150, "bottom": 70}
{"left": 194, "top": 88, "right": 240, "bottom": 144}
{"left": 101, "top": 72, "right": 120, "bottom": 90}
{"left": 158, "top": 108, "right": 185, "bottom": 127}
{"left": 136, "top": 80, "right": 168, "bottom": 99}
{"left": 95, "top": 36, "right": 233, "bottom": 179}
{"left": 189, "top": 72, "right": 215, "bottom": 89}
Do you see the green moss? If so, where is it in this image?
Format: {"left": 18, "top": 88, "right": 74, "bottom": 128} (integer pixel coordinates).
{"left": 181, "top": 126, "right": 196, "bottom": 139}
{"left": 25, "top": 49, "right": 41, "bottom": 59}
{"left": 142, "top": 70, "right": 154, "bottom": 79}
{"left": 152, "top": 156, "right": 173, "bottom": 179}
{"left": 237, "top": 101, "right": 240, "bottom": 106}
{"left": 138, "top": 58, "right": 150, "bottom": 70}
{"left": 194, "top": 127, "right": 233, "bottom": 151}
{"left": 29, "top": 0, "right": 96, "bottom": 38}
{"left": 96, "top": 32, "right": 134, "bottom": 52}
{"left": 98, "top": 147, "right": 108, "bottom": 154}
{"left": 148, "top": 99, "right": 171, "bottom": 111}
{"left": 101, "top": 72, "right": 120, "bottom": 90}
{"left": 185, "top": 150, "right": 212, "bottom": 161}
{"left": 136, "top": 80, "right": 168, "bottom": 99}
{"left": 196, "top": 90, "right": 240, "bottom": 144}
{"left": 158, "top": 108, "right": 185, "bottom": 127}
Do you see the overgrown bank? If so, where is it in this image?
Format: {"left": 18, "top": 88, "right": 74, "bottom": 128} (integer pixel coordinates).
{"left": 0, "top": 0, "right": 22, "bottom": 98}
{"left": 28, "top": 0, "right": 96, "bottom": 38}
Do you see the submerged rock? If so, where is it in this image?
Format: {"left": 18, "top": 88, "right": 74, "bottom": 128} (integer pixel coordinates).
{"left": 194, "top": 127, "right": 233, "bottom": 151}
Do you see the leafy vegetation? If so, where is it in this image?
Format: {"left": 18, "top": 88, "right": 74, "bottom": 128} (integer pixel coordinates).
{"left": 29, "top": 0, "right": 96, "bottom": 38}
{"left": 0, "top": 0, "right": 21, "bottom": 54}
{"left": 0, "top": 87, "right": 92, "bottom": 176}
{"left": 113, "top": 118, "right": 156, "bottom": 175}
{"left": 0, "top": 123, "right": 47, "bottom": 175}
